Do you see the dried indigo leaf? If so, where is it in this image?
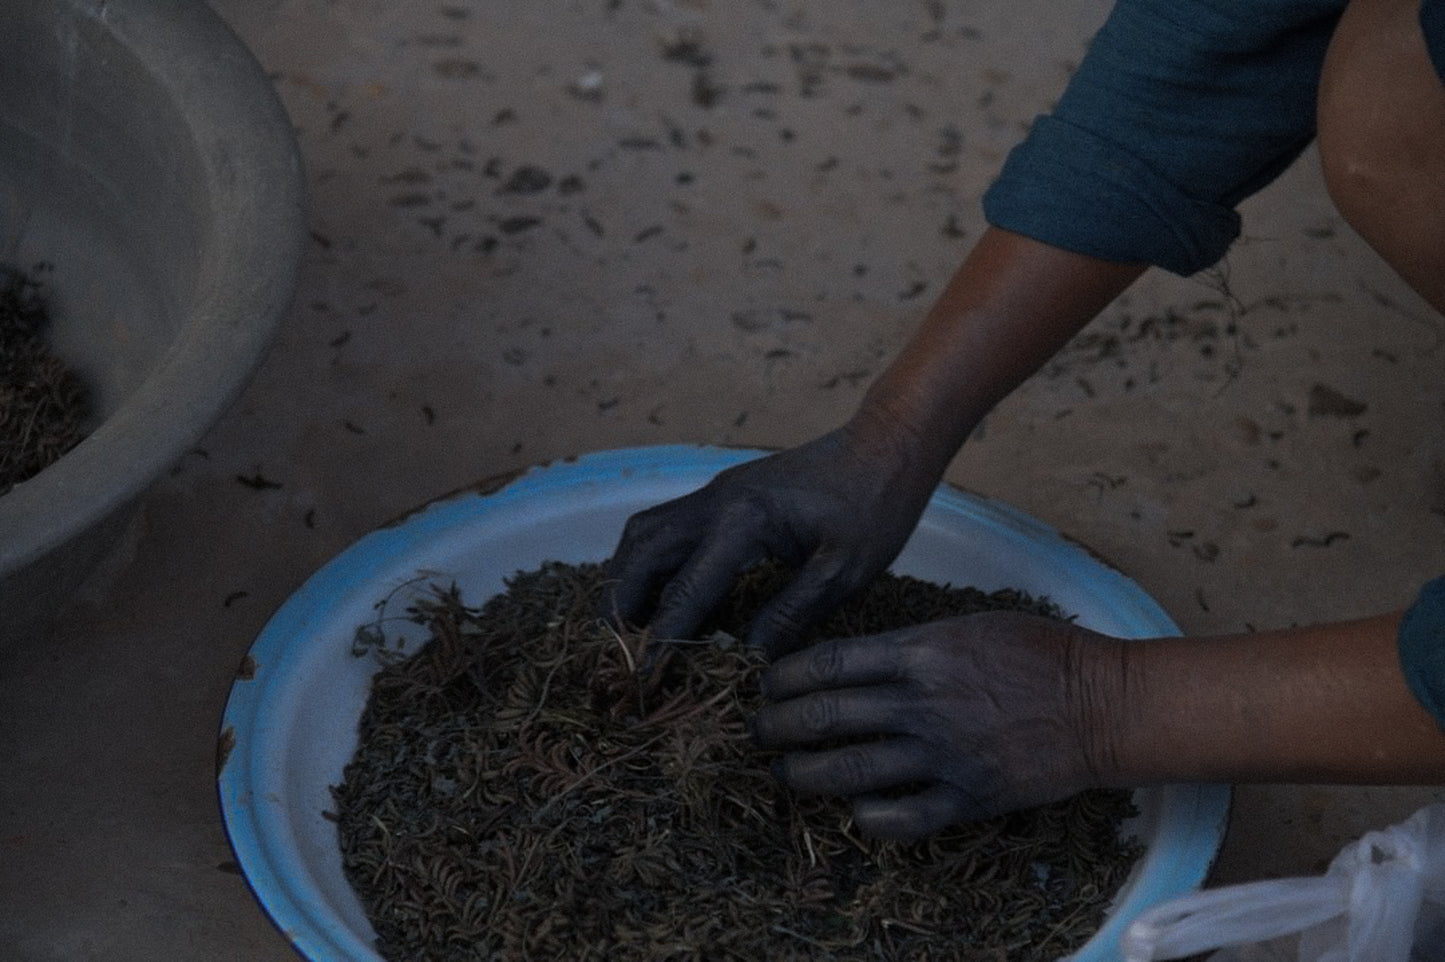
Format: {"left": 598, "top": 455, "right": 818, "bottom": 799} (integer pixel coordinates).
{"left": 332, "top": 561, "right": 1140, "bottom": 961}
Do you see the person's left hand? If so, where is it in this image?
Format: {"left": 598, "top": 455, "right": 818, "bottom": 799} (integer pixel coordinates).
{"left": 749, "top": 611, "right": 1125, "bottom": 842}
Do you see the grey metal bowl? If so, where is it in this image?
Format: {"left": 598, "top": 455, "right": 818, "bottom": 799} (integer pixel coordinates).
{"left": 0, "top": 0, "right": 304, "bottom": 641}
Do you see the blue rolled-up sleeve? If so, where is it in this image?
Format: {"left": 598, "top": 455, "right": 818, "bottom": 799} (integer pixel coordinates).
{"left": 1424, "top": 0, "right": 1445, "bottom": 86}
{"left": 1400, "top": 576, "right": 1445, "bottom": 730}
{"left": 983, "top": 0, "right": 1348, "bottom": 275}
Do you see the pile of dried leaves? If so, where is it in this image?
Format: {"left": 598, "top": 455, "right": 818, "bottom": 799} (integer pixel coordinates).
{"left": 1, "top": 265, "right": 90, "bottom": 496}
{"left": 333, "top": 561, "right": 1140, "bottom": 961}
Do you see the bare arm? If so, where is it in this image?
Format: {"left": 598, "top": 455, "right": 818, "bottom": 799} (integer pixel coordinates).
{"left": 1108, "top": 614, "right": 1445, "bottom": 786}
{"left": 850, "top": 226, "right": 1147, "bottom": 473}
{"left": 857, "top": 230, "right": 1444, "bottom": 789}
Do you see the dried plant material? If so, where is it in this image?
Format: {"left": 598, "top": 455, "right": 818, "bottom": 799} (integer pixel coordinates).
{"left": 1, "top": 265, "right": 90, "bottom": 496}
{"left": 333, "top": 561, "right": 1141, "bottom": 961}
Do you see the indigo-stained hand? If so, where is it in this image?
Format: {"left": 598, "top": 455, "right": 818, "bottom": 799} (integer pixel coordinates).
{"left": 750, "top": 611, "right": 1122, "bottom": 841}
{"left": 607, "top": 421, "right": 940, "bottom": 657}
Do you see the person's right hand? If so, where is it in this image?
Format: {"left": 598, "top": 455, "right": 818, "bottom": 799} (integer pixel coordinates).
{"left": 607, "top": 411, "right": 946, "bottom": 657}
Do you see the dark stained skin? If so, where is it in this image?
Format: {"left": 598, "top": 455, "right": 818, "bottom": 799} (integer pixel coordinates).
{"left": 612, "top": 0, "right": 1445, "bottom": 842}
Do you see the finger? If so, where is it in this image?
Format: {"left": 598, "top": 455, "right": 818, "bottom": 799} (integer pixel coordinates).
{"left": 760, "top": 634, "right": 904, "bottom": 702}
{"left": 747, "top": 551, "right": 860, "bottom": 658}
{"left": 647, "top": 528, "right": 767, "bottom": 641}
{"left": 771, "top": 737, "right": 931, "bottom": 797}
{"left": 750, "top": 685, "right": 907, "bottom": 747}
{"left": 606, "top": 499, "right": 709, "bottom": 625}
{"left": 851, "top": 783, "right": 980, "bottom": 843}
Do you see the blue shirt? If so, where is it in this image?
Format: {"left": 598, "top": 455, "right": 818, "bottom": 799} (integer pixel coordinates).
{"left": 982, "top": 0, "right": 1348, "bottom": 274}
{"left": 1402, "top": 578, "right": 1445, "bottom": 730}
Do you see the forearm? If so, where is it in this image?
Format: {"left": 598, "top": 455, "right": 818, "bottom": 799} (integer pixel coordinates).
{"left": 1104, "top": 614, "right": 1445, "bottom": 785}
{"left": 851, "top": 227, "right": 1145, "bottom": 474}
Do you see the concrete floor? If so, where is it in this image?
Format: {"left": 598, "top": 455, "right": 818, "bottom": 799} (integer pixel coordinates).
{"left": 4, "top": 0, "right": 1445, "bottom": 958}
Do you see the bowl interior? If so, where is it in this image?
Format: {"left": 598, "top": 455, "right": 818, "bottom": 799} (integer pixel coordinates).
{"left": 219, "top": 446, "right": 1230, "bottom": 961}
{"left": 1, "top": 2, "right": 208, "bottom": 417}
{"left": 0, "top": 0, "right": 303, "bottom": 637}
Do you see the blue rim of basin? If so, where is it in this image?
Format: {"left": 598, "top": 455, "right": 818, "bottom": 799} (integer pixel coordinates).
{"left": 219, "top": 445, "right": 1230, "bottom": 961}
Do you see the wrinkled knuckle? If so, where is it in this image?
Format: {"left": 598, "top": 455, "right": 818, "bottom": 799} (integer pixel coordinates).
{"left": 799, "top": 694, "right": 839, "bottom": 737}
{"left": 656, "top": 573, "right": 701, "bottom": 613}
{"left": 805, "top": 642, "right": 846, "bottom": 688}
{"left": 834, "top": 746, "right": 877, "bottom": 793}
{"left": 811, "top": 551, "right": 852, "bottom": 588}
{"left": 715, "top": 490, "right": 768, "bottom": 526}
{"left": 895, "top": 637, "right": 944, "bottom": 688}
{"left": 896, "top": 639, "right": 933, "bottom": 673}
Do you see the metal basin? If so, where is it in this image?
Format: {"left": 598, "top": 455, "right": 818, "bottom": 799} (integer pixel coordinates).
{"left": 0, "top": 0, "right": 304, "bottom": 640}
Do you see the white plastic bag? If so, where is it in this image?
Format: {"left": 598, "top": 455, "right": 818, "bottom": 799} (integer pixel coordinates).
{"left": 1121, "top": 803, "right": 1445, "bottom": 962}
